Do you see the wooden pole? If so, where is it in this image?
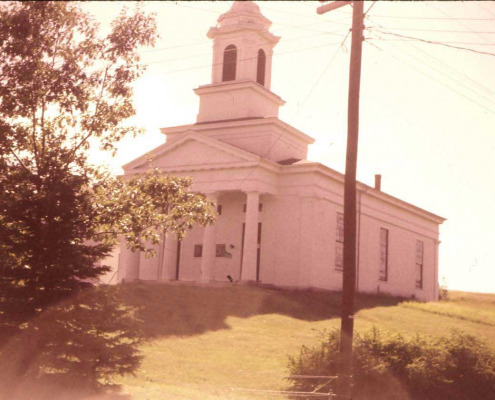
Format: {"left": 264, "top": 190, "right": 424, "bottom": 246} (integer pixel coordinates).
{"left": 335, "top": 2, "right": 364, "bottom": 399}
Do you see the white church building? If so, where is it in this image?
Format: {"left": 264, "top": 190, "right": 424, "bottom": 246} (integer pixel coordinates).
{"left": 116, "top": 1, "right": 445, "bottom": 302}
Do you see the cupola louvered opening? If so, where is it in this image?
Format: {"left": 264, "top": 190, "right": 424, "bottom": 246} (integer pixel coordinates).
{"left": 256, "top": 49, "right": 266, "bottom": 86}
{"left": 222, "top": 44, "right": 237, "bottom": 82}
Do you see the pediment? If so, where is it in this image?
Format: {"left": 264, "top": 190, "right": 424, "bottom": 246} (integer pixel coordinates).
{"left": 123, "top": 131, "right": 260, "bottom": 172}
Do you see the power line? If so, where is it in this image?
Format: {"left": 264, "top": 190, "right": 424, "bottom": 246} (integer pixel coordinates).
{"left": 368, "top": 14, "right": 495, "bottom": 21}
{"left": 367, "top": 37, "right": 495, "bottom": 46}
{"left": 399, "top": 37, "right": 495, "bottom": 98}
{"left": 365, "top": 16, "right": 495, "bottom": 110}
{"left": 139, "top": 29, "right": 347, "bottom": 64}
{"left": 365, "top": 33, "right": 495, "bottom": 116}
{"left": 367, "top": 27, "right": 495, "bottom": 35}
{"left": 371, "top": 30, "right": 495, "bottom": 57}
{"left": 429, "top": 3, "right": 495, "bottom": 46}
{"left": 262, "top": 4, "right": 350, "bottom": 24}
{"left": 364, "top": 1, "right": 378, "bottom": 17}
{"left": 146, "top": 39, "right": 348, "bottom": 73}
{"left": 369, "top": 32, "right": 495, "bottom": 108}
{"left": 476, "top": 3, "right": 495, "bottom": 19}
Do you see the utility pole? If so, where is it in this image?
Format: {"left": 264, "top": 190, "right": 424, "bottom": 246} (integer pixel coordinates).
{"left": 317, "top": 1, "right": 364, "bottom": 399}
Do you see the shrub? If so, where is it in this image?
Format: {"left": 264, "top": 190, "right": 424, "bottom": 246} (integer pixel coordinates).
{"left": 288, "top": 328, "right": 495, "bottom": 400}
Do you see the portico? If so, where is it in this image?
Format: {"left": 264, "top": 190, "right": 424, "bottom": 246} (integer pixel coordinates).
{"left": 118, "top": 188, "right": 266, "bottom": 284}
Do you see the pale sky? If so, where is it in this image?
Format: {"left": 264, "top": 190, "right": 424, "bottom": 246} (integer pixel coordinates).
{"left": 86, "top": 1, "right": 495, "bottom": 294}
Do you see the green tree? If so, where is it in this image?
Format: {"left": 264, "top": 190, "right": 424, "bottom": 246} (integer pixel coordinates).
{"left": 0, "top": 2, "right": 215, "bottom": 391}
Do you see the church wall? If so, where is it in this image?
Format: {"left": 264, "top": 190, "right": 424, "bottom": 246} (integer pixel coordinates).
{"left": 269, "top": 194, "right": 303, "bottom": 287}
{"left": 213, "top": 192, "right": 247, "bottom": 282}
{"left": 275, "top": 168, "right": 440, "bottom": 301}
{"left": 257, "top": 194, "right": 274, "bottom": 284}
{"left": 177, "top": 226, "right": 202, "bottom": 281}
{"left": 310, "top": 198, "right": 344, "bottom": 292}
{"left": 356, "top": 212, "right": 437, "bottom": 301}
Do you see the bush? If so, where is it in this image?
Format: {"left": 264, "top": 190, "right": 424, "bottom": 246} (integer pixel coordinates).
{"left": 288, "top": 328, "right": 495, "bottom": 400}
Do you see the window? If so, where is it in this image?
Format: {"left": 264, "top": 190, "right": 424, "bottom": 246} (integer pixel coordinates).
{"left": 335, "top": 212, "right": 344, "bottom": 271}
{"left": 194, "top": 244, "right": 203, "bottom": 258}
{"left": 216, "top": 244, "right": 226, "bottom": 257}
{"left": 416, "top": 240, "right": 424, "bottom": 289}
{"left": 256, "top": 49, "right": 266, "bottom": 86}
{"left": 217, "top": 205, "right": 223, "bottom": 215}
{"left": 222, "top": 44, "right": 237, "bottom": 81}
{"left": 379, "top": 228, "right": 389, "bottom": 281}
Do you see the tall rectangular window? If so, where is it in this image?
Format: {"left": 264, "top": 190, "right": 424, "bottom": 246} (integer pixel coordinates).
{"left": 194, "top": 244, "right": 203, "bottom": 258}
{"left": 416, "top": 240, "right": 424, "bottom": 289}
{"left": 379, "top": 228, "right": 389, "bottom": 281}
{"left": 335, "top": 212, "right": 344, "bottom": 271}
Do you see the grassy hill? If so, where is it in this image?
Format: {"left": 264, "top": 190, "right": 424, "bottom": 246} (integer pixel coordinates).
{"left": 106, "top": 283, "right": 495, "bottom": 400}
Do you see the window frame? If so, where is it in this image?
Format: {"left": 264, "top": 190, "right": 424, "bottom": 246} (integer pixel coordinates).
{"left": 335, "top": 212, "right": 344, "bottom": 271}
{"left": 415, "top": 240, "right": 424, "bottom": 289}
{"left": 379, "top": 228, "right": 389, "bottom": 281}
{"left": 194, "top": 244, "right": 203, "bottom": 258}
{"left": 216, "top": 244, "right": 227, "bottom": 258}
{"left": 256, "top": 49, "right": 266, "bottom": 86}
{"left": 222, "top": 44, "right": 237, "bottom": 82}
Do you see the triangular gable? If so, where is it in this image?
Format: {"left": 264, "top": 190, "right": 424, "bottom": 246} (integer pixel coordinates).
{"left": 123, "top": 130, "right": 261, "bottom": 172}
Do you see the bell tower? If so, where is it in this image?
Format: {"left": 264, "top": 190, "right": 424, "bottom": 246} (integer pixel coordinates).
{"left": 194, "top": 1, "right": 285, "bottom": 123}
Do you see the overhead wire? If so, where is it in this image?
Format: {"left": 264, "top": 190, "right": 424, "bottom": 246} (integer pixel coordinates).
{"left": 369, "top": 30, "right": 495, "bottom": 57}
{"left": 366, "top": 14, "right": 495, "bottom": 21}
{"left": 364, "top": 1, "right": 378, "bottom": 18}
{"left": 144, "top": 39, "right": 348, "bottom": 73}
{"left": 428, "top": 2, "right": 495, "bottom": 45}
{"left": 365, "top": 15, "right": 495, "bottom": 111}
{"left": 367, "top": 36, "right": 495, "bottom": 46}
{"left": 393, "top": 35, "right": 495, "bottom": 98}
{"left": 139, "top": 28, "right": 348, "bottom": 61}
{"left": 366, "top": 27, "right": 495, "bottom": 35}
{"left": 369, "top": 32, "right": 495, "bottom": 108}
{"left": 476, "top": 3, "right": 495, "bottom": 19}
{"left": 364, "top": 30, "right": 495, "bottom": 116}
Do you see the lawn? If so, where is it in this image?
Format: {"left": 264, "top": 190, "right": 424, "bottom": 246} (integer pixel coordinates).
{"left": 107, "top": 283, "right": 495, "bottom": 400}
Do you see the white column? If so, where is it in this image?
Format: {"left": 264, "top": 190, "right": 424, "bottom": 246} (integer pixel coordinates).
{"left": 118, "top": 240, "right": 140, "bottom": 282}
{"left": 201, "top": 193, "right": 218, "bottom": 283}
{"left": 241, "top": 191, "right": 260, "bottom": 282}
{"left": 161, "top": 234, "right": 179, "bottom": 281}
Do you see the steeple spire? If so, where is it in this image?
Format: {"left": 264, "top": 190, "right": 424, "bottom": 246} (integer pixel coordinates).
{"left": 194, "top": 1, "right": 284, "bottom": 123}
{"left": 207, "top": 1, "right": 280, "bottom": 89}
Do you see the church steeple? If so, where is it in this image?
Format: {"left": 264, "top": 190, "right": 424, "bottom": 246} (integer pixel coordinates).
{"left": 207, "top": 1, "right": 280, "bottom": 89}
{"left": 194, "top": 1, "right": 285, "bottom": 123}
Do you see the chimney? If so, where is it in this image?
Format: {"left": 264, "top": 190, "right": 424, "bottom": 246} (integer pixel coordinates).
{"left": 374, "top": 174, "right": 382, "bottom": 191}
